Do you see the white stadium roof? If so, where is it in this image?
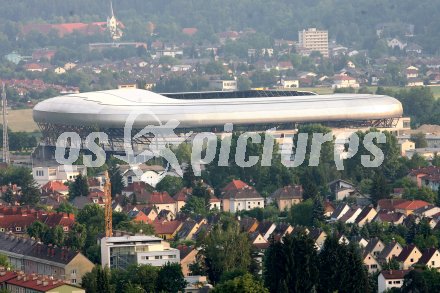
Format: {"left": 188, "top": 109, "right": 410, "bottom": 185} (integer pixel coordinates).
{"left": 33, "top": 89, "right": 403, "bottom": 129}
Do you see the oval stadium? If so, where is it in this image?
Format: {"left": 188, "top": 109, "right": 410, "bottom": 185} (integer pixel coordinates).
{"left": 33, "top": 89, "right": 404, "bottom": 150}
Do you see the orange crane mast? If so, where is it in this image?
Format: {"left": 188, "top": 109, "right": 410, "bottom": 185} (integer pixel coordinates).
{"left": 104, "top": 170, "right": 113, "bottom": 237}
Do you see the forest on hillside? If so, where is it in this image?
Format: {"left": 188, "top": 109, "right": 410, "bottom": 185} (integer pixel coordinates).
{"left": 1, "top": 0, "right": 440, "bottom": 53}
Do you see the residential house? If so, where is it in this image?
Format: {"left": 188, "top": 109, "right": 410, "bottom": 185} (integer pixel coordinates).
{"left": 144, "top": 192, "right": 177, "bottom": 215}
{"left": 324, "top": 202, "right": 335, "bottom": 217}
{"left": 365, "top": 238, "right": 385, "bottom": 258}
{"left": 153, "top": 220, "right": 183, "bottom": 240}
{"left": 176, "top": 219, "right": 207, "bottom": 241}
{"left": 272, "top": 223, "right": 294, "bottom": 241}
{"left": 378, "top": 270, "right": 410, "bottom": 293}
{"left": 249, "top": 232, "right": 269, "bottom": 249}
{"left": 32, "top": 165, "right": 87, "bottom": 186}
{"left": 354, "top": 206, "right": 377, "bottom": 227}
{"left": 0, "top": 233, "right": 94, "bottom": 284}
{"left": 408, "top": 166, "right": 440, "bottom": 189}
{"left": 330, "top": 203, "right": 350, "bottom": 221}
{"left": 413, "top": 205, "right": 440, "bottom": 218}
{"left": 209, "top": 195, "right": 221, "bottom": 210}
{"left": 351, "top": 236, "right": 369, "bottom": 249}
{"left": 1, "top": 271, "right": 85, "bottom": 293}
{"left": 269, "top": 185, "right": 303, "bottom": 211}
{"left": 178, "top": 245, "right": 198, "bottom": 277}
{"left": 157, "top": 209, "right": 175, "bottom": 221}
{"left": 309, "top": 228, "right": 327, "bottom": 251}
{"left": 395, "top": 200, "right": 430, "bottom": 216}
{"left": 328, "top": 179, "right": 357, "bottom": 201}
{"left": 332, "top": 74, "right": 359, "bottom": 89}
{"left": 220, "top": 180, "right": 264, "bottom": 213}
{"left": 174, "top": 187, "right": 191, "bottom": 212}
{"left": 338, "top": 206, "right": 362, "bottom": 224}
{"left": 0, "top": 208, "right": 75, "bottom": 234}
{"left": 378, "top": 241, "right": 403, "bottom": 264}
{"left": 40, "top": 181, "right": 69, "bottom": 197}
{"left": 398, "top": 139, "right": 415, "bottom": 156}
{"left": 377, "top": 199, "right": 408, "bottom": 212}
{"left": 256, "top": 221, "right": 276, "bottom": 241}
{"left": 128, "top": 210, "right": 150, "bottom": 223}
{"left": 373, "top": 210, "right": 405, "bottom": 225}
{"left": 119, "top": 164, "right": 165, "bottom": 188}
{"left": 397, "top": 244, "right": 422, "bottom": 269}
{"left": 418, "top": 248, "right": 440, "bottom": 271}
{"left": 141, "top": 207, "right": 158, "bottom": 222}
{"left": 240, "top": 217, "right": 259, "bottom": 233}
{"left": 363, "top": 252, "right": 382, "bottom": 274}
{"left": 405, "top": 66, "right": 419, "bottom": 79}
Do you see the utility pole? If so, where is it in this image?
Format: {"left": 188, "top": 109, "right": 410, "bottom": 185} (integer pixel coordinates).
{"left": 2, "top": 83, "right": 10, "bottom": 165}
{"left": 104, "top": 170, "right": 113, "bottom": 237}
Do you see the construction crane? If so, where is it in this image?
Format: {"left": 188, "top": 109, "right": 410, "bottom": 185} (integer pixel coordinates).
{"left": 104, "top": 170, "right": 113, "bottom": 237}
{"left": 2, "top": 83, "right": 10, "bottom": 165}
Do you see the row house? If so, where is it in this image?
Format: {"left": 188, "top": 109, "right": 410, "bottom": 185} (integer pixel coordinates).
{"left": 0, "top": 269, "right": 84, "bottom": 293}
{"left": 408, "top": 166, "right": 440, "bottom": 190}
{"left": 0, "top": 233, "right": 94, "bottom": 284}
{"left": 0, "top": 207, "right": 75, "bottom": 234}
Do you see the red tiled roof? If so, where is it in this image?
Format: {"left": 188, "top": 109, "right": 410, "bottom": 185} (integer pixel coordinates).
{"left": 0, "top": 270, "right": 17, "bottom": 283}
{"left": 395, "top": 200, "right": 430, "bottom": 211}
{"left": 375, "top": 211, "right": 404, "bottom": 223}
{"left": 148, "top": 192, "right": 175, "bottom": 204}
{"left": 174, "top": 188, "right": 192, "bottom": 201}
{"left": 7, "top": 274, "right": 68, "bottom": 291}
{"left": 377, "top": 199, "right": 408, "bottom": 211}
{"left": 182, "top": 28, "right": 198, "bottom": 36}
{"left": 381, "top": 270, "right": 411, "bottom": 280}
{"left": 41, "top": 181, "right": 68, "bottom": 193}
{"left": 153, "top": 220, "right": 182, "bottom": 235}
{"left": 222, "top": 179, "right": 249, "bottom": 192}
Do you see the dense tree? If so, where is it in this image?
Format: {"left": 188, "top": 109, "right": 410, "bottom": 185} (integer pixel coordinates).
{"left": 264, "top": 231, "right": 319, "bottom": 293}
{"left": 65, "top": 222, "right": 87, "bottom": 250}
{"left": 2, "top": 187, "right": 14, "bottom": 204}
{"left": 55, "top": 202, "right": 77, "bottom": 214}
{"left": 0, "top": 254, "right": 10, "bottom": 269}
{"left": 402, "top": 270, "right": 429, "bottom": 293}
{"left": 68, "top": 174, "right": 89, "bottom": 200}
{"left": 312, "top": 195, "right": 325, "bottom": 224}
{"left": 411, "top": 132, "right": 428, "bottom": 148}
{"left": 213, "top": 273, "right": 269, "bottom": 293}
{"left": 109, "top": 164, "right": 125, "bottom": 197}
{"left": 156, "top": 176, "right": 184, "bottom": 196}
{"left": 370, "top": 171, "right": 390, "bottom": 206}
{"left": 199, "top": 224, "right": 252, "bottom": 284}
{"left": 318, "top": 235, "right": 370, "bottom": 293}
{"left": 289, "top": 199, "right": 313, "bottom": 227}
{"left": 157, "top": 262, "right": 187, "bottom": 293}
{"left": 27, "top": 221, "right": 48, "bottom": 241}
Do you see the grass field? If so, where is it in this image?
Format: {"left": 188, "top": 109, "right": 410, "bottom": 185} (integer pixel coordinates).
{"left": 2, "top": 109, "right": 39, "bottom": 132}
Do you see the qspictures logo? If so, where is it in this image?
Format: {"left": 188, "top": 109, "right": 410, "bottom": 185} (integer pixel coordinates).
{"left": 54, "top": 109, "right": 387, "bottom": 180}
